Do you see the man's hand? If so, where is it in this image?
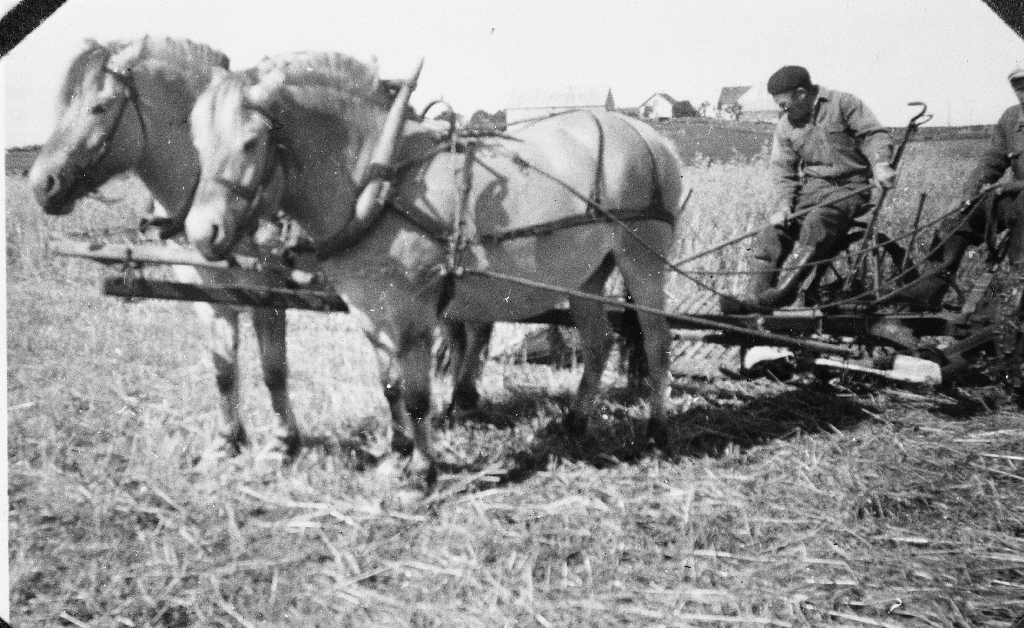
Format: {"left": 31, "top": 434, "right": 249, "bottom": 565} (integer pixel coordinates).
{"left": 872, "top": 163, "right": 897, "bottom": 189}
{"left": 981, "top": 180, "right": 1024, "bottom": 196}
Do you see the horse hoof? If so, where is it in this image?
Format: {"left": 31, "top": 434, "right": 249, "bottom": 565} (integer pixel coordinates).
{"left": 270, "top": 432, "right": 302, "bottom": 462}
{"left": 647, "top": 418, "right": 669, "bottom": 450}
{"left": 406, "top": 452, "right": 438, "bottom": 493}
{"left": 212, "top": 432, "right": 248, "bottom": 458}
{"left": 563, "top": 411, "right": 588, "bottom": 436}
{"left": 451, "top": 386, "right": 481, "bottom": 412}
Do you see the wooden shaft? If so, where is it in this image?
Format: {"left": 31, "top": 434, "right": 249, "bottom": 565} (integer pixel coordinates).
{"left": 50, "top": 240, "right": 318, "bottom": 286}
{"left": 463, "top": 267, "right": 859, "bottom": 357}
{"left": 102, "top": 277, "right": 348, "bottom": 312}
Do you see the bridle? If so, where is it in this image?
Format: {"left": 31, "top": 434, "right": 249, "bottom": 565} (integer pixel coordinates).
{"left": 84, "top": 67, "right": 148, "bottom": 176}
{"left": 97, "top": 66, "right": 201, "bottom": 239}
{"left": 205, "top": 107, "right": 283, "bottom": 233}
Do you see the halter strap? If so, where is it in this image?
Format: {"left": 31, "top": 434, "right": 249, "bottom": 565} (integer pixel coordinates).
{"left": 208, "top": 105, "right": 282, "bottom": 198}
{"left": 100, "top": 67, "right": 203, "bottom": 239}
{"left": 206, "top": 147, "right": 282, "bottom": 231}
{"left": 87, "top": 68, "right": 148, "bottom": 174}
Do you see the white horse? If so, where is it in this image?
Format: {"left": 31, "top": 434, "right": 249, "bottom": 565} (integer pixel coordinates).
{"left": 185, "top": 53, "right": 685, "bottom": 487}
{"left": 29, "top": 36, "right": 303, "bottom": 458}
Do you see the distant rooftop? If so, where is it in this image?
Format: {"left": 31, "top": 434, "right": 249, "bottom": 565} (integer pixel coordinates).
{"left": 507, "top": 85, "right": 614, "bottom": 109}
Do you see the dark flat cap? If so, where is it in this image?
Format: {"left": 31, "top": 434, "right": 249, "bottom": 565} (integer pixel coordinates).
{"left": 767, "top": 66, "right": 812, "bottom": 95}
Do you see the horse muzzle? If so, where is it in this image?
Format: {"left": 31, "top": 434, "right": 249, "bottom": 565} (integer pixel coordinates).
{"left": 185, "top": 205, "right": 235, "bottom": 261}
{"left": 29, "top": 162, "right": 80, "bottom": 215}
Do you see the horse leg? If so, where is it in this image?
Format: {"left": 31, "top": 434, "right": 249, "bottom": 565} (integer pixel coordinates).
{"left": 447, "top": 321, "right": 493, "bottom": 418}
{"left": 191, "top": 301, "right": 247, "bottom": 455}
{"left": 383, "top": 378, "right": 415, "bottom": 457}
{"left": 397, "top": 327, "right": 439, "bottom": 489}
{"left": 616, "top": 254, "right": 672, "bottom": 448}
{"left": 251, "top": 307, "right": 301, "bottom": 460}
{"left": 620, "top": 291, "right": 649, "bottom": 398}
{"left": 354, "top": 326, "right": 414, "bottom": 461}
{"left": 564, "top": 261, "right": 617, "bottom": 435}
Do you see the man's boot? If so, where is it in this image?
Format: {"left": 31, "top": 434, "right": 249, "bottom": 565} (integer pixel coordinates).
{"left": 719, "top": 256, "right": 780, "bottom": 314}
{"left": 749, "top": 243, "right": 825, "bottom": 310}
{"left": 893, "top": 233, "right": 970, "bottom": 310}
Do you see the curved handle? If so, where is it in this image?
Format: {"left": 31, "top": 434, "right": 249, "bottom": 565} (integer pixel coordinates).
{"left": 907, "top": 101, "right": 929, "bottom": 127}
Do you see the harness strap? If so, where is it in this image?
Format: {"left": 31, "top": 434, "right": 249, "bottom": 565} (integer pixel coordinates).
{"left": 448, "top": 139, "right": 476, "bottom": 272}
{"left": 386, "top": 195, "right": 675, "bottom": 246}
{"left": 86, "top": 69, "right": 148, "bottom": 178}
{"left": 478, "top": 208, "right": 674, "bottom": 243}
{"left": 588, "top": 111, "right": 606, "bottom": 212}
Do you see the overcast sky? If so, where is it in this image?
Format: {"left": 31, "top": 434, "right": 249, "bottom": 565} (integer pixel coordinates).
{"left": 2, "top": 0, "right": 1023, "bottom": 147}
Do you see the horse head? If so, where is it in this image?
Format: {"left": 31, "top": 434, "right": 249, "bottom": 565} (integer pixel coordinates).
{"left": 30, "top": 38, "right": 150, "bottom": 214}
{"left": 187, "top": 67, "right": 285, "bottom": 260}
{"left": 188, "top": 51, "right": 397, "bottom": 261}
{"left": 31, "top": 36, "right": 229, "bottom": 240}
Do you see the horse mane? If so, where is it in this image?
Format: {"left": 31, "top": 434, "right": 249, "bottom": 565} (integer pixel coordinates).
{"left": 254, "top": 51, "right": 393, "bottom": 124}
{"left": 58, "top": 36, "right": 230, "bottom": 108}
{"left": 257, "top": 51, "right": 380, "bottom": 97}
{"left": 137, "top": 36, "right": 230, "bottom": 73}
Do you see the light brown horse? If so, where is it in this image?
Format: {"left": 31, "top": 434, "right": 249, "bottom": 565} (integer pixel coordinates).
{"left": 29, "top": 36, "right": 303, "bottom": 458}
{"left": 185, "top": 53, "right": 685, "bottom": 487}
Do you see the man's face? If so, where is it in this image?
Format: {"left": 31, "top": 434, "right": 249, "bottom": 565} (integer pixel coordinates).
{"left": 1011, "top": 79, "right": 1024, "bottom": 106}
{"left": 774, "top": 87, "right": 814, "bottom": 123}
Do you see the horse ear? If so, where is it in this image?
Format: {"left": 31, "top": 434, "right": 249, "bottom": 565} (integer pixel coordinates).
{"left": 107, "top": 37, "right": 148, "bottom": 74}
{"left": 247, "top": 68, "right": 285, "bottom": 108}
{"left": 209, "top": 66, "right": 231, "bottom": 83}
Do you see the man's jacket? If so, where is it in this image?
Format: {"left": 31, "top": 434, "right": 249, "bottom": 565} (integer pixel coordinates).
{"left": 963, "top": 103, "right": 1024, "bottom": 198}
{"left": 771, "top": 87, "right": 894, "bottom": 209}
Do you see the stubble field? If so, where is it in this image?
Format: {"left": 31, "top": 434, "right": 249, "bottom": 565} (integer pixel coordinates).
{"left": 7, "top": 133, "right": 1024, "bottom": 627}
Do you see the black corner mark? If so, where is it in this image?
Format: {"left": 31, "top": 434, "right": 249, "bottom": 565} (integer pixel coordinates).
{"left": 0, "top": 613, "right": 12, "bottom": 628}
{"left": 980, "top": 0, "right": 1024, "bottom": 40}
{"left": 0, "top": 0, "right": 69, "bottom": 58}
{"left": 1012, "top": 612, "right": 1024, "bottom": 628}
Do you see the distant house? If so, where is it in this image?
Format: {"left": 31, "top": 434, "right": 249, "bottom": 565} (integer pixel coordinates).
{"left": 638, "top": 93, "right": 698, "bottom": 120}
{"left": 735, "top": 84, "right": 780, "bottom": 123}
{"left": 717, "top": 85, "right": 779, "bottom": 123}
{"left": 505, "top": 85, "right": 615, "bottom": 125}
{"left": 717, "top": 86, "right": 750, "bottom": 120}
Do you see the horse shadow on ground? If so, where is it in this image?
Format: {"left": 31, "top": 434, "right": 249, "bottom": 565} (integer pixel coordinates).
{"left": 445, "top": 376, "right": 879, "bottom": 487}
{"left": 289, "top": 376, "right": 1009, "bottom": 492}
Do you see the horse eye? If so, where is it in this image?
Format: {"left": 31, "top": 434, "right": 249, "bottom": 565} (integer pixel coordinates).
{"left": 243, "top": 138, "right": 259, "bottom": 152}
{"left": 91, "top": 103, "right": 108, "bottom": 115}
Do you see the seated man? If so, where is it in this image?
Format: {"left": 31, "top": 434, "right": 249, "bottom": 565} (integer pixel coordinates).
{"left": 721, "top": 65, "right": 896, "bottom": 314}
{"left": 898, "top": 66, "right": 1024, "bottom": 310}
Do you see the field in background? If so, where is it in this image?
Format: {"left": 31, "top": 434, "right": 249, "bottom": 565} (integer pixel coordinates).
{"left": 7, "top": 133, "right": 1024, "bottom": 627}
